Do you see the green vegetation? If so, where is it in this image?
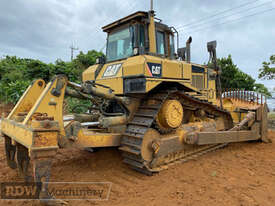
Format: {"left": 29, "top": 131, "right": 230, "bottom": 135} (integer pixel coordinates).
{"left": 218, "top": 55, "right": 271, "bottom": 97}
{"left": 0, "top": 53, "right": 271, "bottom": 110}
{"left": 0, "top": 50, "right": 103, "bottom": 112}
{"left": 259, "top": 55, "right": 275, "bottom": 80}
{"left": 268, "top": 113, "right": 275, "bottom": 120}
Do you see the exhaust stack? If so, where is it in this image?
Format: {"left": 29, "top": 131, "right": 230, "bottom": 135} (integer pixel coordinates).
{"left": 150, "top": 0, "right": 154, "bottom": 11}
{"left": 186, "top": 36, "right": 192, "bottom": 63}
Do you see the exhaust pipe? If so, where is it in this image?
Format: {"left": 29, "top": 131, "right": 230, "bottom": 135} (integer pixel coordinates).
{"left": 186, "top": 36, "right": 192, "bottom": 63}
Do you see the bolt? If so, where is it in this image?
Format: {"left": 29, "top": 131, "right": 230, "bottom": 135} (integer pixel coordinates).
{"left": 152, "top": 140, "right": 161, "bottom": 153}
{"left": 185, "top": 132, "right": 198, "bottom": 144}
{"left": 38, "top": 81, "right": 43, "bottom": 87}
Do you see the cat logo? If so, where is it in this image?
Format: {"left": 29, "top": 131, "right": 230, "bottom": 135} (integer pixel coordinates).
{"left": 146, "top": 63, "right": 162, "bottom": 78}
{"left": 151, "top": 65, "right": 161, "bottom": 75}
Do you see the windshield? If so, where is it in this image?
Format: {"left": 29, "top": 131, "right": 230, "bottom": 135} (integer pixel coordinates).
{"left": 106, "top": 27, "right": 134, "bottom": 62}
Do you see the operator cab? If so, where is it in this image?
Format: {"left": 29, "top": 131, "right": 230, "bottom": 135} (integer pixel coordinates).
{"left": 102, "top": 11, "right": 177, "bottom": 62}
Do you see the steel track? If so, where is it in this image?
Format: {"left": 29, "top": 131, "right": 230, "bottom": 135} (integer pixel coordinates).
{"left": 119, "top": 89, "right": 233, "bottom": 175}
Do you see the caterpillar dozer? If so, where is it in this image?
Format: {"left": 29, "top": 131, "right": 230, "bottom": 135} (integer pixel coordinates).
{"left": 0, "top": 2, "right": 269, "bottom": 201}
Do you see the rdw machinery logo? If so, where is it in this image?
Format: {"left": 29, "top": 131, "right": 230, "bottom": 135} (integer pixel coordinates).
{"left": 0, "top": 182, "right": 42, "bottom": 199}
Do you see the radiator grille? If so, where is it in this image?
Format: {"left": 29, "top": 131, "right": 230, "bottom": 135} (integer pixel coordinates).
{"left": 192, "top": 75, "right": 204, "bottom": 89}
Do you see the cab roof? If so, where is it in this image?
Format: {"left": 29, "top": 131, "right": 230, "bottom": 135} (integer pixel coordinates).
{"left": 102, "top": 11, "right": 148, "bottom": 33}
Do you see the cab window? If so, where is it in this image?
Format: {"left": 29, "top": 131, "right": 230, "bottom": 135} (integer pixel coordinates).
{"left": 156, "top": 31, "right": 165, "bottom": 55}
{"left": 139, "top": 24, "right": 145, "bottom": 48}
{"left": 169, "top": 34, "right": 175, "bottom": 58}
{"left": 106, "top": 27, "right": 134, "bottom": 62}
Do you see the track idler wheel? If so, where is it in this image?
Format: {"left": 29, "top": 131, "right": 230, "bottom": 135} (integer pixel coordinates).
{"left": 4, "top": 136, "right": 17, "bottom": 169}
{"left": 156, "top": 99, "right": 183, "bottom": 133}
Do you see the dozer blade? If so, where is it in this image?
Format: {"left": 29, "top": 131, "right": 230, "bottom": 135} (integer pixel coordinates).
{"left": 185, "top": 112, "right": 262, "bottom": 145}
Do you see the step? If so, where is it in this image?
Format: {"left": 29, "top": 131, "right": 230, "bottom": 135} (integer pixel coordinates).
{"left": 121, "top": 141, "right": 141, "bottom": 150}
{"left": 128, "top": 121, "right": 151, "bottom": 127}
{"left": 123, "top": 132, "right": 144, "bottom": 139}
{"left": 123, "top": 158, "right": 144, "bottom": 169}
{"left": 119, "top": 146, "right": 141, "bottom": 156}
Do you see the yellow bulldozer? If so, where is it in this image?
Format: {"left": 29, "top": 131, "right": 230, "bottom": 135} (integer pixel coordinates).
{"left": 0, "top": 2, "right": 269, "bottom": 200}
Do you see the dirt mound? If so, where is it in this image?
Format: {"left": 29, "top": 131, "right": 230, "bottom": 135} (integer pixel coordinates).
{"left": 0, "top": 131, "right": 275, "bottom": 206}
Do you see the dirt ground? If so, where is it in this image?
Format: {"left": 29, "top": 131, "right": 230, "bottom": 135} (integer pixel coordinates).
{"left": 0, "top": 131, "right": 274, "bottom": 206}
{"left": 1, "top": 104, "right": 275, "bottom": 206}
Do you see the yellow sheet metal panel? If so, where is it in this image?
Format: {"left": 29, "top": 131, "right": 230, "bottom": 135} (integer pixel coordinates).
{"left": 1, "top": 118, "right": 59, "bottom": 149}
{"left": 96, "top": 78, "right": 124, "bottom": 94}
{"left": 144, "top": 55, "right": 162, "bottom": 63}
{"left": 183, "top": 63, "right": 192, "bottom": 80}
{"left": 1, "top": 119, "right": 33, "bottom": 148}
{"left": 208, "top": 80, "right": 217, "bottom": 104}
{"left": 22, "top": 76, "right": 67, "bottom": 136}
{"left": 231, "top": 112, "right": 240, "bottom": 123}
{"left": 146, "top": 79, "right": 162, "bottom": 92}
{"left": 83, "top": 60, "right": 125, "bottom": 83}
{"left": 33, "top": 131, "right": 58, "bottom": 147}
{"left": 76, "top": 129, "right": 121, "bottom": 147}
{"left": 222, "top": 98, "right": 263, "bottom": 124}
{"left": 208, "top": 80, "right": 216, "bottom": 93}
{"left": 84, "top": 59, "right": 129, "bottom": 94}
{"left": 204, "top": 69, "right": 208, "bottom": 88}
{"left": 97, "top": 60, "right": 124, "bottom": 80}
{"left": 82, "top": 65, "right": 98, "bottom": 82}
{"left": 162, "top": 59, "right": 182, "bottom": 78}
{"left": 123, "top": 56, "right": 145, "bottom": 76}
{"left": 148, "top": 15, "right": 157, "bottom": 53}
{"left": 8, "top": 79, "right": 45, "bottom": 120}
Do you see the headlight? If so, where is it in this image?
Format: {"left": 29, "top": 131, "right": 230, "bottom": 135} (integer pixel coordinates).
{"left": 96, "top": 56, "right": 105, "bottom": 64}
{"left": 133, "top": 47, "right": 139, "bottom": 56}
{"left": 96, "top": 58, "right": 100, "bottom": 64}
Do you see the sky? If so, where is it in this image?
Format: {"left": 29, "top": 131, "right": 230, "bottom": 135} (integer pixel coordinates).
{"left": 0, "top": 0, "right": 274, "bottom": 88}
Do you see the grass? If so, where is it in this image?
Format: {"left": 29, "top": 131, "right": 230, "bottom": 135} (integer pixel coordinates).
{"left": 268, "top": 112, "right": 275, "bottom": 120}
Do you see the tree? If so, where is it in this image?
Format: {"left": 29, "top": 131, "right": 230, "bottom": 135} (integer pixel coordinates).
{"left": 258, "top": 55, "right": 275, "bottom": 80}
{"left": 218, "top": 55, "right": 271, "bottom": 97}
{"left": 218, "top": 55, "right": 255, "bottom": 90}
{"left": 24, "top": 59, "right": 52, "bottom": 81}
{"left": 73, "top": 50, "right": 104, "bottom": 70}
{"left": 254, "top": 83, "right": 271, "bottom": 97}
{"left": 0, "top": 50, "right": 103, "bottom": 104}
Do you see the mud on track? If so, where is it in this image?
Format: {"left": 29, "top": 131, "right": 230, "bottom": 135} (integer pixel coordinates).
{"left": 0, "top": 131, "right": 275, "bottom": 206}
